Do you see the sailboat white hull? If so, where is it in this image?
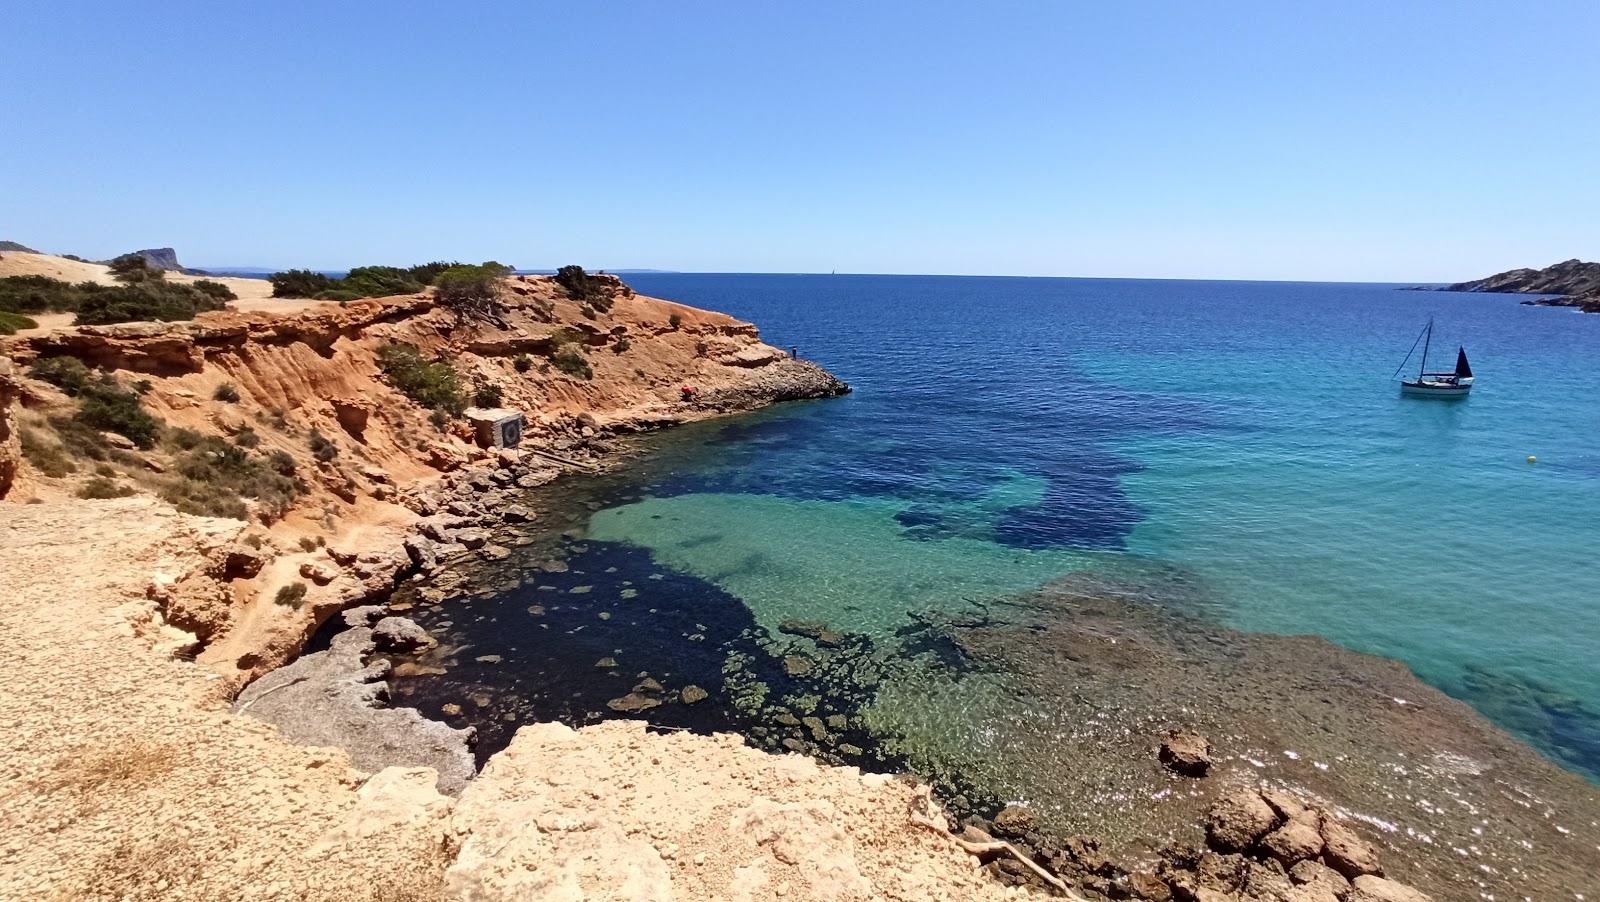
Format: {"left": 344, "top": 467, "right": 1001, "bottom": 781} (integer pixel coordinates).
{"left": 1400, "top": 379, "right": 1471, "bottom": 399}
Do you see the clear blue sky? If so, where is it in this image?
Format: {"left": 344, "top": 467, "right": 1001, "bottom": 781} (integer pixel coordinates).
{"left": 3, "top": 1, "right": 1596, "bottom": 280}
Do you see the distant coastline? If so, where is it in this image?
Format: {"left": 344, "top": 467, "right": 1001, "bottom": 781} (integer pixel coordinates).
{"left": 1404, "top": 258, "right": 1600, "bottom": 313}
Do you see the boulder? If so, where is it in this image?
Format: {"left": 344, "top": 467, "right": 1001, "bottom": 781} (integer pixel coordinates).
{"left": 606, "top": 692, "right": 663, "bottom": 714}
{"left": 1288, "top": 860, "right": 1351, "bottom": 896}
{"left": 299, "top": 560, "right": 339, "bottom": 585}
{"left": 371, "top": 616, "right": 434, "bottom": 652}
{"left": 778, "top": 619, "right": 846, "bottom": 648}
{"left": 500, "top": 503, "right": 535, "bottom": 523}
{"left": 1320, "top": 816, "right": 1382, "bottom": 879}
{"left": 1349, "top": 875, "right": 1434, "bottom": 902}
{"left": 1260, "top": 818, "right": 1323, "bottom": 865}
{"left": 1159, "top": 730, "right": 1213, "bottom": 777}
{"left": 991, "top": 804, "right": 1036, "bottom": 837}
{"left": 681, "top": 685, "right": 709, "bottom": 704}
{"left": 452, "top": 528, "right": 489, "bottom": 551}
{"left": 1207, "top": 790, "right": 1280, "bottom": 851}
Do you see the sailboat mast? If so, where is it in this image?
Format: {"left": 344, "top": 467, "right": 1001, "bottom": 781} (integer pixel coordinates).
{"left": 1419, "top": 319, "right": 1433, "bottom": 377}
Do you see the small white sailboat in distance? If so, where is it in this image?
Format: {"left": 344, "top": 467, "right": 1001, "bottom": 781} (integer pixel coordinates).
{"left": 1394, "top": 318, "right": 1473, "bottom": 399}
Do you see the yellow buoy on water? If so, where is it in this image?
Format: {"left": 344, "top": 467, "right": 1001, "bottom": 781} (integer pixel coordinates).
{"left": 1527, "top": 455, "right": 1537, "bottom": 464}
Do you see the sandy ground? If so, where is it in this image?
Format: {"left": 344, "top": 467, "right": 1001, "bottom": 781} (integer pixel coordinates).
{"left": 0, "top": 498, "right": 453, "bottom": 902}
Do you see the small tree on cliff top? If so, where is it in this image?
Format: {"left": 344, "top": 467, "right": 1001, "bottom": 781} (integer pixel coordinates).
{"left": 434, "top": 262, "right": 512, "bottom": 324}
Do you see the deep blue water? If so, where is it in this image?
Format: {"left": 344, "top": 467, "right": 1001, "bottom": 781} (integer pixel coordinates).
{"left": 582, "top": 273, "right": 1600, "bottom": 778}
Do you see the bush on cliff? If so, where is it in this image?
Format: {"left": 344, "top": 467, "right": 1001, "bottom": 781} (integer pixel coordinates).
{"left": 162, "top": 429, "right": 302, "bottom": 520}
{"left": 0, "top": 275, "right": 88, "bottom": 315}
{"left": 108, "top": 254, "right": 163, "bottom": 283}
{"left": 73, "top": 281, "right": 229, "bottom": 325}
{"left": 75, "top": 375, "right": 161, "bottom": 449}
{"left": 269, "top": 261, "right": 484, "bottom": 300}
{"left": 552, "top": 343, "right": 593, "bottom": 380}
{"left": 269, "top": 269, "right": 336, "bottom": 299}
{"left": 554, "top": 265, "right": 614, "bottom": 312}
{"left": 0, "top": 311, "right": 38, "bottom": 334}
{"left": 29, "top": 356, "right": 95, "bottom": 395}
{"left": 375, "top": 342, "right": 467, "bottom": 415}
{"left": 435, "top": 262, "right": 512, "bottom": 322}
{"left": 341, "top": 266, "right": 425, "bottom": 298}
{"left": 190, "top": 279, "right": 237, "bottom": 303}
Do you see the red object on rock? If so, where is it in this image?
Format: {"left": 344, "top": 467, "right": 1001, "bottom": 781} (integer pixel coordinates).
{"left": 680, "top": 386, "right": 697, "bottom": 401}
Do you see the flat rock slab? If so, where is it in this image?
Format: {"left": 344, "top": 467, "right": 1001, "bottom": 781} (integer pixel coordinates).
{"left": 234, "top": 626, "right": 476, "bottom": 795}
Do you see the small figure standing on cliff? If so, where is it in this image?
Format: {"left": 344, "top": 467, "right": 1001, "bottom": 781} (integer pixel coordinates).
{"left": 790, "top": 346, "right": 799, "bottom": 360}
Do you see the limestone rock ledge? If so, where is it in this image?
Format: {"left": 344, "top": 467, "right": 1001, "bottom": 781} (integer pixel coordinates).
{"left": 233, "top": 606, "right": 476, "bottom": 796}
{"left": 439, "top": 720, "right": 1017, "bottom": 902}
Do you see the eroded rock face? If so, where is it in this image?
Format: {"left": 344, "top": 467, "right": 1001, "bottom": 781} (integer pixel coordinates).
{"left": 0, "top": 357, "right": 18, "bottom": 499}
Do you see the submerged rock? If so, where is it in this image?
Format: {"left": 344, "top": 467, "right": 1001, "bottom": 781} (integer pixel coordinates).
{"left": 607, "top": 692, "right": 663, "bottom": 714}
{"left": 372, "top": 616, "right": 434, "bottom": 652}
{"left": 1158, "top": 730, "right": 1212, "bottom": 777}
{"left": 681, "top": 685, "right": 709, "bottom": 704}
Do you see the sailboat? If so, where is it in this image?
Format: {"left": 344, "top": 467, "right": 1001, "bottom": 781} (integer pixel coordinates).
{"left": 1395, "top": 318, "right": 1473, "bottom": 399}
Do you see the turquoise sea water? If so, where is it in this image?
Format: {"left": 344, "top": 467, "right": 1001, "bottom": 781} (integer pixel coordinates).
{"left": 573, "top": 273, "right": 1600, "bottom": 778}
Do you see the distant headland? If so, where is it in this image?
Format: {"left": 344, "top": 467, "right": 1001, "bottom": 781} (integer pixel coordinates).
{"left": 1407, "top": 258, "right": 1600, "bottom": 313}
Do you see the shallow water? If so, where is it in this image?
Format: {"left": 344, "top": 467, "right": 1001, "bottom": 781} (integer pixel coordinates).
{"left": 405, "top": 274, "right": 1600, "bottom": 780}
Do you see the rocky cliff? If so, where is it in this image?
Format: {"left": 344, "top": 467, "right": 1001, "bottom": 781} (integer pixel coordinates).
{"left": 0, "top": 357, "right": 18, "bottom": 497}
{"left": 0, "top": 270, "right": 847, "bottom": 687}
{"left": 1425, "top": 258, "right": 1600, "bottom": 313}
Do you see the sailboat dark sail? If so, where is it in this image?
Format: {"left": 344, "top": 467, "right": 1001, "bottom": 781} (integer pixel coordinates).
{"left": 1395, "top": 319, "right": 1473, "bottom": 399}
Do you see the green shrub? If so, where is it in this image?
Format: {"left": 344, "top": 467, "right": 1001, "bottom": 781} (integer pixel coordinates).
{"left": 46, "top": 414, "right": 110, "bottom": 460}
{"left": 266, "top": 450, "right": 297, "bottom": 476}
{"left": 552, "top": 343, "right": 592, "bottom": 380}
{"left": 513, "top": 354, "right": 533, "bottom": 373}
{"left": 434, "top": 262, "right": 512, "bottom": 321}
{"left": 76, "top": 376, "right": 161, "bottom": 449}
{"left": 298, "top": 536, "right": 319, "bottom": 552}
{"left": 29, "top": 356, "right": 95, "bottom": 395}
{"left": 76, "top": 476, "right": 136, "bottom": 499}
{"left": 0, "top": 311, "right": 39, "bottom": 334}
{"left": 269, "top": 269, "right": 336, "bottom": 298}
{"left": 308, "top": 428, "right": 338, "bottom": 462}
{"left": 554, "top": 265, "right": 615, "bottom": 312}
{"left": 274, "top": 582, "right": 308, "bottom": 607}
{"left": 375, "top": 342, "right": 467, "bottom": 415}
{"left": 0, "top": 275, "right": 86, "bottom": 314}
{"left": 74, "top": 281, "right": 228, "bottom": 325}
{"left": 108, "top": 254, "right": 163, "bottom": 283}
{"left": 213, "top": 382, "right": 241, "bottom": 403}
{"left": 160, "top": 431, "right": 301, "bottom": 520}
{"left": 234, "top": 426, "right": 261, "bottom": 448}
{"left": 473, "top": 382, "right": 504, "bottom": 408}
{"left": 190, "top": 280, "right": 237, "bottom": 303}
{"left": 405, "top": 261, "right": 462, "bottom": 285}
{"left": 668, "top": 312, "right": 682, "bottom": 330}
{"left": 341, "top": 266, "right": 425, "bottom": 298}
{"left": 429, "top": 408, "right": 450, "bottom": 431}
{"left": 20, "top": 428, "right": 75, "bottom": 477}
